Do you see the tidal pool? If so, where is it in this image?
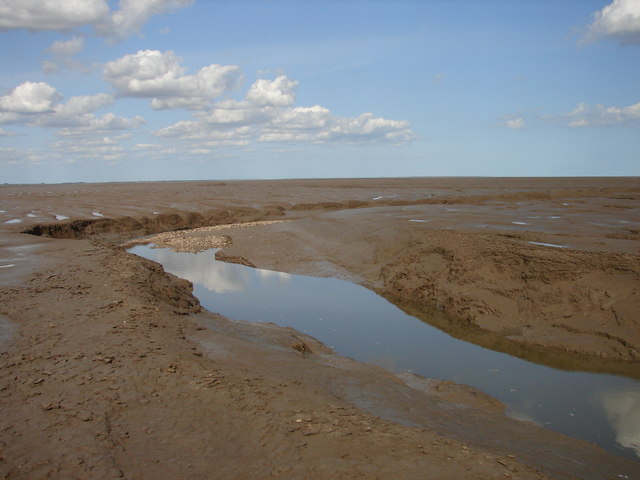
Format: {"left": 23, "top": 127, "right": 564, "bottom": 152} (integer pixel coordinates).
{"left": 129, "top": 244, "right": 640, "bottom": 462}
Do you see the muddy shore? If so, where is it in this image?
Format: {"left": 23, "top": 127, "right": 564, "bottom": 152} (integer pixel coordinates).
{"left": 1, "top": 177, "right": 639, "bottom": 479}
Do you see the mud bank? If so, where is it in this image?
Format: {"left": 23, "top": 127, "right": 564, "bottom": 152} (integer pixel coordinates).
{"left": 1, "top": 178, "right": 639, "bottom": 479}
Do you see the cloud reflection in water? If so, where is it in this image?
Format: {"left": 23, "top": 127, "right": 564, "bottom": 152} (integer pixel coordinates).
{"left": 155, "top": 249, "right": 249, "bottom": 293}
{"left": 599, "top": 389, "right": 640, "bottom": 456}
{"left": 154, "top": 249, "right": 292, "bottom": 294}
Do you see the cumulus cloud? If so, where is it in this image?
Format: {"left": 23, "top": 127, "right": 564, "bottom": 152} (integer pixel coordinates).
{"left": 50, "top": 133, "right": 133, "bottom": 163}
{"left": 56, "top": 112, "right": 145, "bottom": 136}
{"left": 0, "top": 0, "right": 109, "bottom": 31}
{"left": 54, "top": 93, "right": 113, "bottom": 117}
{"left": 0, "top": 146, "right": 44, "bottom": 166}
{"left": 560, "top": 101, "right": 640, "bottom": 127}
{"left": 0, "top": 0, "right": 193, "bottom": 42}
{"left": 177, "top": 73, "right": 415, "bottom": 144}
{"left": 194, "top": 76, "right": 298, "bottom": 125}
{"left": 246, "top": 76, "right": 298, "bottom": 106}
{"left": 42, "top": 36, "right": 89, "bottom": 74}
{"left": 47, "top": 36, "right": 85, "bottom": 57}
{"left": 311, "top": 112, "right": 415, "bottom": 143}
{"left": 0, "top": 81, "right": 143, "bottom": 135}
{"left": 36, "top": 93, "right": 132, "bottom": 130}
{"left": 103, "top": 50, "right": 242, "bottom": 109}
{"left": 271, "top": 105, "right": 331, "bottom": 129}
{"left": 583, "top": 0, "right": 640, "bottom": 45}
{"left": 154, "top": 120, "right": 252, "bottom": 146}
{"left": 504, "top": 117, "right": 526, "bottom": 130}
{"left": 0, "top": 81, "right": 60, "bottom": 113}
{"left": 96, "top": 0, "right": 194, "bottom": 41}
{"left": 158, "top": 96, "right": 414, "bottom": 147}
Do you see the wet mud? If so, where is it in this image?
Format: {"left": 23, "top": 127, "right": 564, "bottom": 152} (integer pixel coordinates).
{"left": 0, "top": 177, "right": 638, "bottom": 479}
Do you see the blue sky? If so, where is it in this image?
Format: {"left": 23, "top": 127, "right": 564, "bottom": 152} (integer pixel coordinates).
{"left": 0, "top": 0, "right": 638, "bottom": 183}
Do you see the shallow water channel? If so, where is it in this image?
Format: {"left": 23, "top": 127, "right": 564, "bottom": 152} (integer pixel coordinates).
{"left": 129, "top": 244, "right": 640, "bottom": 462}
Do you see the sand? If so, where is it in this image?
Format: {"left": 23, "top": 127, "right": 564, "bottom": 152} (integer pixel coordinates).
{"left": 0, "top": 177, "right": 638, "bottom": 479}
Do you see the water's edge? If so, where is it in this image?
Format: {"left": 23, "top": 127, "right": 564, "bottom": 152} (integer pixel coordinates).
{"left": 128, "top": 244, "right": 640, "bottom": 462}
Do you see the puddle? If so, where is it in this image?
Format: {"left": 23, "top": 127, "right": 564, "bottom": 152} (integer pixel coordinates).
{"left": 129, "top": 245, "right": 640, "bottom": 461}
{"left": 528, "top": 241, "right": 567, "bottom": 249}
{"left": 372, "top": 195, "right": 398, "bottom": 201}
{"left": 54, "top": 214, "right": 69, "bottom": 221}
{"left": 0, "top": 315, "right": 16, "bottom": 353}
{"left": 4, "top": 219, "right": 22, "bottom": 224}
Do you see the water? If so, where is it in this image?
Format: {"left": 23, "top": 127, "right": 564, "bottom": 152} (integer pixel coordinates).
{"left": 129, "top": 244, "right": 640, "bottom": 462}
{"left": 0, "top": 315, "right": 16, "bottom": 353}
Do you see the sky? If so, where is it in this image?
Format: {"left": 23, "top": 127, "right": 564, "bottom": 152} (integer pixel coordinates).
{"left": 0, "top": 0, "right": 638, "bottom": 184}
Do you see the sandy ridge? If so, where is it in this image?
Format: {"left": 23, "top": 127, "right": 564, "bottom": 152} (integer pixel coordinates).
{"left": 126, "top": 220, "right": 289, "bottom": 253}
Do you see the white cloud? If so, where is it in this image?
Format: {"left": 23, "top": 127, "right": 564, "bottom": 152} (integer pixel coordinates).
{"left": 270, "top": 105, "right": 331, "bottom": 129}
{"left": 504, "top": 117, "right": 526, "bottom": 130}
{"left": 246, "top": 76, "right": 298, "bottom": 106}
{"left": 191, "top": 73, "right": 414, "bottom": 144}
{"left": 0, "top": 112, "right": 21, "bottom": 125}
{"left": 0, "top": 81, "right": 143, "bottom": 135}
{"left": 560, "top": 101, "right": 640, "bottom": 127}
{"left": 600, "top": 389, "right": 640, "bottom": 457}
{"left": 42, "top": 36, "right": 88, "bottom": 74}
{"left": 0, "top": 92, "right": 114, "bottom": 129}
{"left": 200, "top": 102, "right": 273, "bottom": 126}
{"left": 309, "top": 112, "right": 415, "bottom": 143}
{"left": 583, "top": 0, "right": 640, "bottom": 45}
{"left": 133, "top": 143, "right": 160, "bottom": 151}
{"left": 35, "top": 93, "right": 117, "bottom": 128}
{"left": 159, "top": 103, "right": 414, "bottom": 147}
{"left": 56, "top": 113, "right": 145, "bottom": 135}
{"left": 96, "top": 0, "right": 194, "bottom": 41}
{"left": 190, "top": 148, "right": 211, "bottom": 155}
{"left": 0, "top": 0, "right": 193, "bottom": 42}
{"left": 0, "top": 0, "right": 109, "bottom": 31}
{"left": 47, "top": 36, "right": 85, "bottom": 57}
{"left": 103, "top": 50, "right": 242, "bottom": 109}
{"left": 0, "top": 81, "right": 60, "bottom": 113}
{"left": 0, "top": 146, "right": 44, "bottom": 165}
{"left": 54, "top": 93, "right": 113, "bottom": 117}
{"left": 0, "top": 127, "right": 16, "bottom": 136}
{"left": 154, "top": 120, "right": 252, "bottom": 146}
{"left": 194, "top": 75, "right": 299, "bottom": 125}
{"left": 46, "top": 133, "right": 136, "bottom": 164}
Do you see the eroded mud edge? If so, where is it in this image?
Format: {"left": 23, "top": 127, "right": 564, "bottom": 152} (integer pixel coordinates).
{"left": 7, "top": 214, "right": 639, "bottom": 477}
{"left": 24, "top": 208, "right": 640, "bottom": 380}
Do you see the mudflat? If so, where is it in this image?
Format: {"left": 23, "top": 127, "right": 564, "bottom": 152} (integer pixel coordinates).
{"left": 0, "top": 177, "right": 638, "bottom": 479}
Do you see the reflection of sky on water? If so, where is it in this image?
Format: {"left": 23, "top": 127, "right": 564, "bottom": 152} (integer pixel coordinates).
{"left": 255, "top": 269, "right": 291, "bottom": 284}
{"left": 153, "top": 249, "right": 291, "bottom": 294}
{"left": 600, "top": 389, "right": 640, "bottom": 457}
{"left": 154, "top": 249, "right": 249, "bottom": 293}
{"left": 130, "top": 244, "right": 640, "bottom": 462}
